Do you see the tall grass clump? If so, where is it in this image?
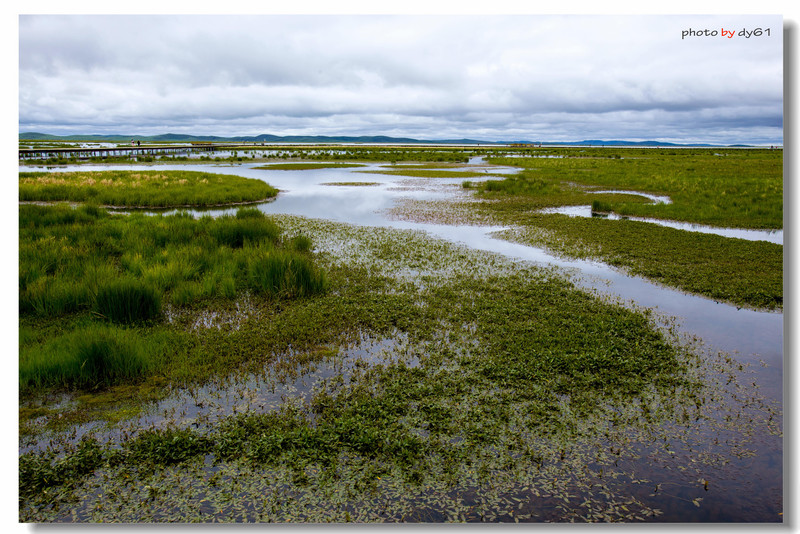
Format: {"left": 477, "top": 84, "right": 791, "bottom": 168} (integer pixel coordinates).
{"left": 287, "top": 234, "right": 313, "bottom": 252}
{"left": 94, "top": 278, "right": 161, "bottom": 324}
{"left": 208, "top": 212, "right": 281, "bottom": 248}
{"left": 247, "top": 250, "right": 327, "bottom": 298}
{"left": 19, "top": 324, "right": 148, "bottom": 391}
{"left": 591, "top": 199, "right": 613, "bottom": 213}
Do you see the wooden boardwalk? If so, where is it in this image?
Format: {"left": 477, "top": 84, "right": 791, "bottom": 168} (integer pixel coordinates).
{"left": 19, "top": 143, "right": 242, "bottom": 161}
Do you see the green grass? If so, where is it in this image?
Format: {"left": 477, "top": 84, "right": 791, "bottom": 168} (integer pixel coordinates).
{"left": 19, "top": 170, "right": 278, "bottom": 208}
{"left": 482, "top": 148, "right": 782, "bottom": 229}
{"left": 497, "top": 214, "right": 783, "bottom": 310}
{"left": 247, "top": 250, "right": 328, "bottom": 298}
{"left": 94, "top": 278, "right": 162, "bottom": 324}
{"left": 19, "top": 323, "right": 149, "bottom": 391}
{"left": 439, "top": 148, "right": 784, "bottom": 310}
{"left": 17, "top": 152, "right": 782, "bottom": 522}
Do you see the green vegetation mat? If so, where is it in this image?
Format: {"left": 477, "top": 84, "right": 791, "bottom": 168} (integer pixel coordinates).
{"left": 19, "top": 213, "right": 780, "bottom": 522}
{"left": 418, "top": 147, "right": 783, "bottom": 310}
{"left": 19, "top": 204, "right": 326, "bottom": 391}
{"left": 19, "top": 170, "right": 278, "bottom": 208}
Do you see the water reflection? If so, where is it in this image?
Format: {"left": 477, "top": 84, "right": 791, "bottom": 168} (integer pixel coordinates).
{"left": 540, "top": 205, "right": 783, "bottom": 245}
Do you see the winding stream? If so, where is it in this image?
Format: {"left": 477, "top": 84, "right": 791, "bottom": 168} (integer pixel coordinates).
{"left": 19, "top": 159, "right": 784, "bottom": 521}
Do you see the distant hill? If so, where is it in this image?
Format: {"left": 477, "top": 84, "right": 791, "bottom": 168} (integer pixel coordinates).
{"left": 19, "top": 132, "right": 749, "bottom": 147}
{"left": 18, "top": 132, "right": 492, "bottom": 145}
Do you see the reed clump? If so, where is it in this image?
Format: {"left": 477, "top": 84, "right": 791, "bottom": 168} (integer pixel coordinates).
{"left": 247, "top": 250, "right": 328, "bottom": 298}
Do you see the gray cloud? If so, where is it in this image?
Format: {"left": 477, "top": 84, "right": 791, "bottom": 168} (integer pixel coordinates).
{"left": 18, "top": 14, "right": 783, "bottom": 144}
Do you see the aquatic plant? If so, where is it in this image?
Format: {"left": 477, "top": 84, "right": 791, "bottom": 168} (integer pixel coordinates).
{"left": 17, "top": 156, "right": 782, "bottom": 523}
{"left": 208, "top": 213, "right": 281, "bottom": 248}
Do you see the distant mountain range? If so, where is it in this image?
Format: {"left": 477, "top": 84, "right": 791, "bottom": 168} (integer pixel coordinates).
{"left": 18, "top": 132, "right": 749, "bottom": 147}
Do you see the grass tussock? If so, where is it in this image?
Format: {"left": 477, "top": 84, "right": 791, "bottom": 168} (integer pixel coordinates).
{"left": 94, "top": 278, "right": 162, "bottom": 324}
{"left": 19, "top": 324, "right": 148, "bottom": 391}
{"left": 247, "top": 250, "right": 328, "bottom": 298}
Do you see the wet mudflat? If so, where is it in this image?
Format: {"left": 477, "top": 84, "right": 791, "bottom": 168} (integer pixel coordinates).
{"left": 18, "top": 152, "right": 782, "bottom": 522}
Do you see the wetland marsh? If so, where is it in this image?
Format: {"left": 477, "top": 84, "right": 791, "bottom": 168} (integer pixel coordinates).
{"left": 18, "top": 146, "right": 783, "bottom": 522}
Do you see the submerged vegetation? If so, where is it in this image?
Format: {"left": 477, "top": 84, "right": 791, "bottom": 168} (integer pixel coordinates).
{"left": 19, "top": 170, "right": 278, "bottom": 208}
{"left": 18, "top": 218, "right": 781, "bottom": 522}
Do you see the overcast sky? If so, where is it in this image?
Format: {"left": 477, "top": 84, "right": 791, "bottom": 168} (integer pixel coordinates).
{"left": 18, "top": 14, "right": 783, "bottom": 145}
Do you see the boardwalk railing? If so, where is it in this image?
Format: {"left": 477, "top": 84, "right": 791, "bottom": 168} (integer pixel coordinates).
{"left": 19, "top": 143, "right": 243, "bottom": 161}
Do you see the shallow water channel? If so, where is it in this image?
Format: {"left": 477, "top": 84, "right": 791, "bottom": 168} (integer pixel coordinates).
{"left": 20, "top": 159, "right": 784, "bottom": 522}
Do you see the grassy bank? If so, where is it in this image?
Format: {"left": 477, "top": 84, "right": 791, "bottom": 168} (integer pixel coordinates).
{"left": 19, "top": 170, "right": 278, "bottom": 208}
{"left": 495, "top": 214, "right": 782, "bottom": 310}
{"left": 421, "top": 148, "right": 785, "bottom": 310}
{"left": 19, "top": 204, "right": 326, "bottom": 392}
